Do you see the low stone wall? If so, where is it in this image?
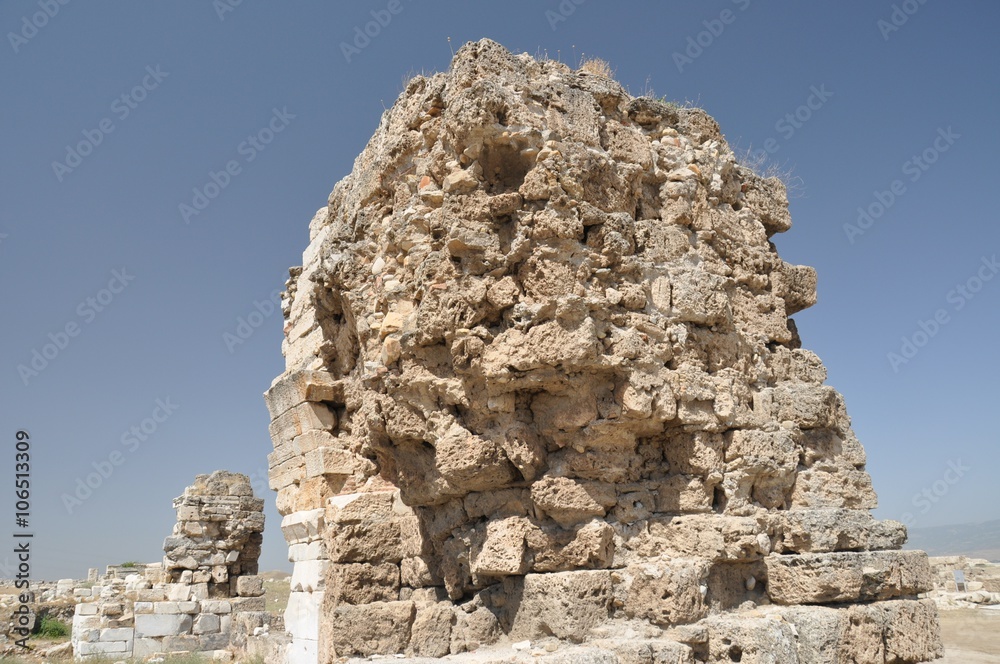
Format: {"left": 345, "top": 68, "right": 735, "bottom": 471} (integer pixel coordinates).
{"left": 72, "top": 594, "right": 263, "bottom": 659}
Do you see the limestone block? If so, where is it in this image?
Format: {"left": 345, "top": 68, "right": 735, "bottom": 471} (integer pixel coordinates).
{"left": 236, "top": 575, "right": 264, "bottom": 597}
{"left": 772, "top": 383, "right": 838, "bottom": 429}
{"left": 304, "top": 445, "right": 365, "bottom": 479}
{"left": 193, "top": 613, "right": 221, "bottom": 635}
{"left": 526, "top": 519, "right": 615, "bottom": 572}
{"left": 616, "top": 559, "right": 710, "bottom": 627}
{"left": 326, "top": 520, "right": 403, "bottom": 564}
{"left": 73, "top": 614, "right": 101, "bottom": 631}
{"left": 179, "top": 601, "right": 199, "bottom": 614}
{"left": 99, "top": 627, "right": 134, "bottom": 642}
{"left": 765, "top": 550, "right": 933, "bottom": 605}
{"left": 231, "top": 596, "right": 266, "bottom": 612}
{"left": 285, "top": 637, "right": 318, "bottom": 664}
{"left": 326, "top": 562, "right": 399, "bottom": 605}
{"left": 280, "top": 509, "right": 326, "bottom": 545}
{"left": 450, "top": 605, "right": 503, "bottom": 654}
{"left": 135, "top": 613, "right": 193, "bottom": 638}
{"left": 264, "top": 370, "right": 342, "bottom": 419}
{"left": 153, "top": 601, "right": 181, "bottom": 614}
{"left": 132, "top": 637, "right": 161, "bottom": 658}
{"left": 134, "top": 588, "right": 167, "bottom": 602}
{"left": 655, "top": 474, "right": 713, "bottom": 513}
{"left": 161, "top": 634, "right": 200, "bottom": 652}
{"left": 530, "top": 476, "right": 616, "bottom": 528}
{"left": 76, "top": 640, "right": 129, "bottom": 655}
{"left": 75, "top": 603, "right": 99, "bottom": 616}
{"left": 409, "top": 602, "right": 454, "bottom": 658}
{"left": 508, "top": 570, "right": 613, "bottom": 642}
{"left": 165, "top": 583, "right": 191, "bottom": 602}
{"left": 289, "top": 540, "right": 326, "bottom": 562}
{"left": 291, "top": 559, "right": 329, "bottom": 593}
{"left": 644, "top": 515, "right": 768, "bottom": 562}
{"left": 771, "top": 509, "right": 907, "bottom": 554}
{"left": 470, "top": 516, "right": 532, "bottom": 577}
{"left": 285, "top": 591, "right": 322, "bottom": 642}
{"left": 197, "top": 632, "right": 230, "bottom": 650}
{"left": 200, "top": 599, "right": 232, "bottom": 614}
{"left": 325, "top": 600, "right": 415, "bottom": 657}
{"left": 269, "top": 401, "right": 337, "bottom": 442}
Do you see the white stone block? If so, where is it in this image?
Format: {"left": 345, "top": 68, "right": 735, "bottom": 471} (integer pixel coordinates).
{"left": 284, "top": 591, "right": 322, "bottom": 642}
{"left": 178, "top": 601, "right": 199, "bottom": 614}
{"left": 76, "top": 640, "right": 128, "bottom": 655}
{"left": 133, "top": 637, "right": 162, "bottom": 658}
{"left": 100, "top": 627, "right": 134, "bottom": 642}
{"left": 135, "top": 613, "right": 193, "bottom": 638}
{"left": 73, "top": 614, "right": 101, "bottom": 630}
{"left": 220, "top": 614, "right": 232, "bottom": 634}
{"left": 153, "top": 601, "right": 181, "bottom": 614}
{"left": 288, "top": 540, "right": 326, "bottom": 562}
{"left": 193, "top": 613, "right": 221, "bottom": 635}
{"left": 280, "top": 509, "right": 326, "bottom": 545}
{"left": 291, "top": 560, "right": 328, "bottom": 593}
{"left": 75, "top": 602, "right": 99, "bottom": 616}
{"left": 200, "top": 600, "right": 232, "bottom": 614}
{"left": 134, "top": 601, "right": 154, "bottom": 614}
{"left": 165, "top": 583, "right": 191, "bottom": 601}
{"left": 190, "top": 582, "right": 209, "bottom": 600}
{"left": 285, "top": 637, "right": 318, "bottom": 664}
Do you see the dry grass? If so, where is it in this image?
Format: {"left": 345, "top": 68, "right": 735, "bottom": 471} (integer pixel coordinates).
{"left": 579, "top": 57, "right": 613, "bottom": 78}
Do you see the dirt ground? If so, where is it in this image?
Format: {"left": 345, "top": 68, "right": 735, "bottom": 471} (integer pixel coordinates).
{"left": 939, "top": 607, "right": 1000, "bottom": 662}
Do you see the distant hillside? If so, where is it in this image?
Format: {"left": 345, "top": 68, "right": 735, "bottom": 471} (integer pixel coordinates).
{"left": 904, "top": 518, "right": 1000, "bottom": 561}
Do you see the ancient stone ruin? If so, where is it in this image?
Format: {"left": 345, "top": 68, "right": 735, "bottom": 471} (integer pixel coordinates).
{"left": 71, "top": 471, "right": 266, "bottom": 659}
{"left": 266, "top": 39, "right": 943, "bottom": 663}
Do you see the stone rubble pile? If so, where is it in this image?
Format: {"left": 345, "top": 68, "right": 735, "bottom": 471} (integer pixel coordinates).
{"left": 925, "top": 555, "right": 1000, "bottom": 609}
{"left": 266, "top": 39, "right": 943, "bottom": 663}
{"left": 71, "top": 471, "right": 267, "bottom": 660}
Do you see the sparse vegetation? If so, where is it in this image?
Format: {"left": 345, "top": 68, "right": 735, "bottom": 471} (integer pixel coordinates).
{"left": 34, "top": 615, "right": 70, "bottom": 639}
{"left": 119, "top": 561, "right": 140, "bottom": 568}
{"left": 733, "top": 146, "right": 804, "bottom": 197}
{"left": 579, "top": 56, "right": 613, "bottom": 78}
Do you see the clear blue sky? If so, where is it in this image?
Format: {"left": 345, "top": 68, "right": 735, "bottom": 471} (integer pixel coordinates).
{"left": 1, "top": 2, "right": 997, "bottom": 579}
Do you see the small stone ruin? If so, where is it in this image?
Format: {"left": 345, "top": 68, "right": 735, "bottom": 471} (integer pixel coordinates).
{"left": 266, "top": 39, "right": 943, "bottom": 663}
{"left": 71, "top": 471, "right": 266, "bottom": 660}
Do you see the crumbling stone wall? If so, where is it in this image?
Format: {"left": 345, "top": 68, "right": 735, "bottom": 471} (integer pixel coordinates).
{"left": 266, "top": 39, "right": 943, "bottom": 663}
{"left": 71, "top": 471, "right": 266, "bottom": 660}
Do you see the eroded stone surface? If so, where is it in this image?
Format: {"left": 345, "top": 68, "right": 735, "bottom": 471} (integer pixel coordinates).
{"left": 266, "top": 39, "right": 942, "bottom": 663}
